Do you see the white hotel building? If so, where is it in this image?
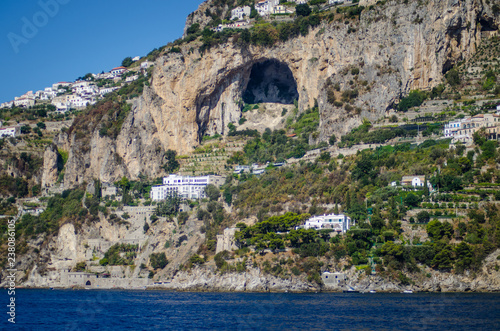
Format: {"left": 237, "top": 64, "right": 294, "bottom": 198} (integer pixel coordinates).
{"left": 151, "top": 174, "right": 223, "bottom": 201}
{"left": 298, "top": 214, "right": 352, "bottom": 233}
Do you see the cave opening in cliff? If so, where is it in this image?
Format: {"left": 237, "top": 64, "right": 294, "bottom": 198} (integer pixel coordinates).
{"left": 242, "top": 60, "right": 299, "bottom": 105}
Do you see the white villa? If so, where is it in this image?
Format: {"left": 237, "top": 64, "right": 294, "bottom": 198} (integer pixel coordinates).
{"left": 231, "top": 6, "right": 251, "bottom": 20}
{"left": 125, "top": 75, "right": 139, "bottom": 82}
{"left": 111, "top": 66, "right": 127, "bottom": 77}
{"left": 99, "top": 87, "right": 119, "bottom": 96}
{"left": 255, "top": 0, "right": 280, "bottom": 16}
{"left": 150, "top": 174, "right": 224, "bottom": 201}
{"left": 443, "top": 113, "right": 500, "bottom": 143}
{"left": 1, "top": 101, "right": 13, "bottom": 108}
{"left": 0, "top": 125, "right": 21, "bottom": 138}
{"left": 72, "top": 81, "right": 98, "bottom": 96}
{"left": 52, "top": 82, "right": 72, "bottom": 90}
{"left": 443, "top": 119, "right": 464, "bottom": 138}
{"left": 298, "top": 214, "right": 352, "bottom": 233}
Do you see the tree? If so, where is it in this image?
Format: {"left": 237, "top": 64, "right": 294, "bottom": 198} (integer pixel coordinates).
{"left": 454, "top": 242, "right": 473, "bottom": 273}
{"left": 189, "top": 254, "right": 205, "bottom": 265}
{"left": 249, "top": 6, "right": 258, "bottom": 19}
{"left": 397, "top": 90, "right": 427, "bottom": 112}
{"left": 296, "top": 4, "right": 312, "bottom": 17}
{"left": 445, "top": 68, "right": 460, "bottom": 86}
{"left": 329, "top": 134, "right": 337, "bottom": 145}
{"left": 155, "top": 193, "right": 181, "bottom": 216}
{"left": 318, "top": 151, "right": 331, "bottom": 162}
{"left": 150, "top": 252, "right": 168, "bottom": 269}
{"left": 416, "top": 210, "right": 430, "bottom": 223}
{"left": 163, "top": 149, "right": 180, "bottom": 173}
{"left": 370, "top": 214, "right": 385, "bottom": 232}
{"left": 432, "top": 248, "right": 453, "bottom": 270}
{"left": 186, "top": 23, "right": 200, "bottom": 35}
{"left": 404, "top": 193, "right": 420, "bottom": 208}
{"left": 204, "top": 184, "right": 220, "bottom": 201}
{"left": 122, "top": 57, "right": 133, "bottom": 68}
{"left": 20, "top": 125, "right": 31, "bottom": 134}
{"left": 426, "top": 220, "right": 453, "bottom": 240}
{"left": 481, "top": 141, "right": 497, "bottom": 160}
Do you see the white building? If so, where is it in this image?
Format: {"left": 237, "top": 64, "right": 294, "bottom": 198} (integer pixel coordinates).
{"left": 141, "top": 61, "right": 153, "bottom": 69}
{"left": 1, "top": 101, "right": 13, "bottom": 108}
{"left": 72, "top": 81, "right": 97, "bottom": 96}
{"left": 52, "top": 82, "right": 72, "bottom": 90}
{"left": 401, "top": 176, "right": 433, "bottom": 190}
{"left": 0, "top": 126, "right": 21, "bottom": 138}
{"left": 150, "top": 174, "right": 224, "bottom": 201}
{"left": 99, "top": 87, "right": 119, "bottom": 96}
{"left": 14, "top": 91, "right": 35, "bottom": 108}
{"left": 231, "top": 6, "right": 251, "bottom": 20}
{"left": 125, "top": 75, "right": 139, "bottom": 82}
{"left": 322, "top": 272, "right": 346, "bottom": 286}
{"left": 132, "top": 56, "right": 141, "bottom": 62}
{"left": 443, "top": 119, "right": 464, "bottom": 138}
{"left": 14, "top": 97, "right": 35, "bottom": 108}
{"left": 256, "top": 0, "right": 279, "bottom": 16}
{"left": 96, "top": 72, "right": 114, "bottom": 80}
{"left": 111, "top": 66, "right": 127, "bottom": 77}
{"left": 329, "top": 0, "right": 345, "bottom": 5}
{"left": 272, "top": 5, "right": 289, "bottom": 14}
{"left": 299, "top": 214, "right": 351, "bottom": 233}
{"left": 234, "top": 165, "right": 251, "bottom": 174}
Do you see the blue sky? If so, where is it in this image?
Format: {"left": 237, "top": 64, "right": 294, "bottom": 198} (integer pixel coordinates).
{"left": 0, "top": 0, "right": 203, "bottom": 103}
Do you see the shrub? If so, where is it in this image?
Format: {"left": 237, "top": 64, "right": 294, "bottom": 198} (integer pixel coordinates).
{"left": 397, "top": 90, "right": 427, "bottom": 112}
{"left": 150, "top": 252, "right": 168, "bottom": 269}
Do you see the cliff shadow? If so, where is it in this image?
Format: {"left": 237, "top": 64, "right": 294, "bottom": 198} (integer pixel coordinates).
{"left": 242, "top": 59, "right": 298, "bottom": 104}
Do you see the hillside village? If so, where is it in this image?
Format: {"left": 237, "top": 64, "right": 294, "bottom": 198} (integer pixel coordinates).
{"left": 1, "top": 0, "right": 500, "bottom": 292}
{"left": 1, "top": 57, "right": 153, "bottom": 112}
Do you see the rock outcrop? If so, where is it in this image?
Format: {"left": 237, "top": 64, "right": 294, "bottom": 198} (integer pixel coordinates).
{"left": 41, "top": 144, "right": 60, "bottom": 188}
{"left": 53, "top": 0, "right": 498, "bottom": 188}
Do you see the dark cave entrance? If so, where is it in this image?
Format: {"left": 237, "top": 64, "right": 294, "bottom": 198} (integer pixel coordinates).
{"left": 242, "top": 60, "right": 299, "bottom": 104}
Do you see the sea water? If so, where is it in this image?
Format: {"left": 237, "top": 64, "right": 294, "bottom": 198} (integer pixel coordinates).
{"left": 2, "top": 290, "right": 500, "bottom": 330}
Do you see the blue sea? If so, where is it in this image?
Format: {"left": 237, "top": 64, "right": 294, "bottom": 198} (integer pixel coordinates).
{"left": 2, "top": 290, "right": 500, "bottom": 330}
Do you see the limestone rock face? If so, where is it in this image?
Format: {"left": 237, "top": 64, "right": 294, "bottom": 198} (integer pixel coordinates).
{"left": 41, "top": 144, "right": 60, "bottom": 188}
{"left": 54, "top": 0, "right": 498, "bottom": 187}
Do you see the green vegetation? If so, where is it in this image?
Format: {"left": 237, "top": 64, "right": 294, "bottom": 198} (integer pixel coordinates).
{"left": 150, "top": 252, "right": 168, "bottom": 269}
{"left": 228, "top": 106, "right": 322, "bottom": 164}
{"left": 162, "top": 149, "right": 180, "bottom": 173}
{"left": 397, "top": 90, "right": 428, "bottom": 112}
{"left": 154, "top": 194, "right": 182, "bottom": 217}
{"left": 100, "top": 244, "right": 138, "bottom": 266}
{"left": 338, "top": 120, "right": 417, "bottom": 148}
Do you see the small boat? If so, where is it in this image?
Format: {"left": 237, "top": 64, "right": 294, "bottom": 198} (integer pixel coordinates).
{"left": 50, "top": 287, "right": 54, "bottom": 290}
{"left": 402, "top": 290, "right": 413, "bottom": 294}
{"left": 343, "top": 287, "right": 359, "bottom": 293}
{"left": 369, "top": 290, "right": 376, "bottom": 293}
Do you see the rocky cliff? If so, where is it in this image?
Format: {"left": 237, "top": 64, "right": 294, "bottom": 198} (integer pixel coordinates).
{"left": 40, "top": 0, "right": 498, "bottom": 188}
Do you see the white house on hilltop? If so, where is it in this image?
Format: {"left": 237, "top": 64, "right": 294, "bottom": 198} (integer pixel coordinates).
{"left": 1, "top": 101, "right": 13, "bottom": 108}
{"left": 256, "top": 0, "right": 280, "bottom": 16}
{"left": 231, "top": 6, "right": 251, "bottom": 20}
{"left": 0, "top": 125, "right": 21, "bottom": 138}
{"left": 298, "top": 214, "right": 352, "bottom": 233}
{"left": 151, "top": 174, "right": 224, "bottom": 201}
{"left": 111, "top": 66, "right": 127, "bottom": 77}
